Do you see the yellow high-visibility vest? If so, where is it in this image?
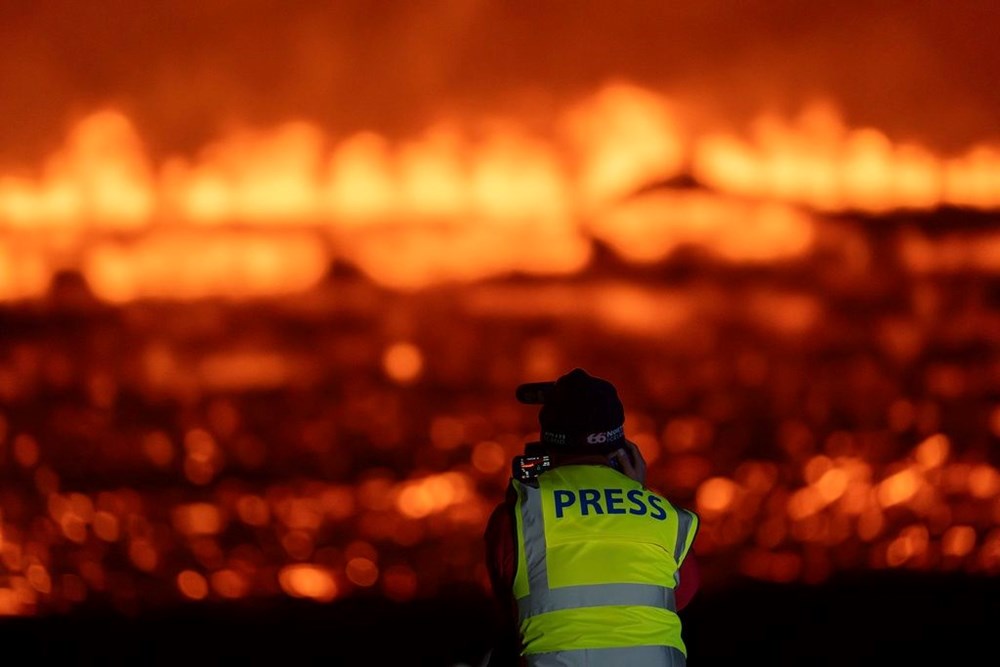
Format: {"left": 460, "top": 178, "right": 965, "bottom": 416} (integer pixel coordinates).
{"left": 512, "top": 464, "right": 699, "bottom": 666}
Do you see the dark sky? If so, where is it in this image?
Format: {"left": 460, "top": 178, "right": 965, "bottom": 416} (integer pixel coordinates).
{"left": 1, "top": 0, "right": 998, "bottom": 162}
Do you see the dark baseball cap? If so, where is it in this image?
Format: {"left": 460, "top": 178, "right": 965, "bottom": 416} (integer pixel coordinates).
{"left": 516, "top": 368, "right": 625, "bottom": 449}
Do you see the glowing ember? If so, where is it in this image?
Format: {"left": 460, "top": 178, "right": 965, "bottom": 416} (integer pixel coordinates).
{"left": 278, "top": 564, "right": 338, "bottom": 601}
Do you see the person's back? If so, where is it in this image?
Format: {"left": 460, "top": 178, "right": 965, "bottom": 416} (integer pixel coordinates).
{"left": 484, "top": 368, "right": 700, "bottom": 666}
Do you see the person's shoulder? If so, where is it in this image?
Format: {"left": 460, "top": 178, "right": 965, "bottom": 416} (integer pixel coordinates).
{"left": 485, "top": 484, "right": 517, "bottom": 527}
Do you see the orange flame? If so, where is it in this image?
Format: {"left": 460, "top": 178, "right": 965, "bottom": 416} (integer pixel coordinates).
{"left": 2, "top": 82, "right": 998, "bottom": 302}
{"left": 693, "top": 103, "right": 1000, "bottom": 211}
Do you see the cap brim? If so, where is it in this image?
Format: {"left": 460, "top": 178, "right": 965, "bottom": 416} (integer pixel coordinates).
{"left": 515, "top": 381, "right": 555, "bottom": 404}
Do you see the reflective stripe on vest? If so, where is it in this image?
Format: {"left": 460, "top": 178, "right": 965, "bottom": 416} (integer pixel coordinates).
{"left": 527, "top": 645, "right": 687, "bottom": 667}
{"left": 674, "top": 507, "right": 697, "bottom": 588}
{"left": 512, "top": 465, "right": 699, "bottom": 665}
{"left": 518, "top": 583, "right": 677, "bottom": 621}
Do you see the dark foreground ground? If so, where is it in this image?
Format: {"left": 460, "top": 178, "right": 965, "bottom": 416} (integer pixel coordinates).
{"left": 1, "top": 571, "right": 996, "bottom": 666}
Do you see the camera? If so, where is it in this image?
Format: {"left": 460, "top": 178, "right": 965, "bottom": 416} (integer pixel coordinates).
{"left": 513, "top": 453, "right": 551, "bottom": 481}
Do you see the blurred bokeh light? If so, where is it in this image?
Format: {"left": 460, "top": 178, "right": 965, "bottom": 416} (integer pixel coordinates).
{"left": 0, "top": 1, "right": 998, "bottom": 625}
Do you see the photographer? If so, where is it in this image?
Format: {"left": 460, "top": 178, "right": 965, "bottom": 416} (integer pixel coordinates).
{"left": 483, "top": 368, "right": 700, "bottom": 666}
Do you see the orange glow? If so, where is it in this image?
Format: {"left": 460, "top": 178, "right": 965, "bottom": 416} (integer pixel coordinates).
{"left": 942, "top": 463, "right": 974, "bottom": 495}
{"left": 839, "top": 481, "right": 872, "bottom": 515}
{"left": 172, "top": 503, "right": 224, "bottom": 536}
{"left": 33, "top": 467, "right": 59, "bottom": 495}
{"left": 561, "top": 82, "right": 683, "bottom": 208}
{"left": 877, "top": 468, "right": 921, "bottom": 507}
{"left": 191, "top": 538, "right": 224, "bottom": 570}
{"left": 382, "top": 564, "right": 419, "bottom": 601}
{"left": 942, "top": 526, "right": 977, "bottom": 558}
{"left": 10, "top": 576, "right": 36, "bottom": 608}
{"left": 804, "top": 456, "right": 834, "bottom": 484}
{"left": 345, "top": 540, "right": 378, "bottom": 562}
{"left": 815, "top": 468, "right": 850, "bottom": 503}
{"left": 980, "top": 530, "right": 1000, "bottom": 571}
{"left": 886, "top": 525, "right": 930, "bottom": 566}
{"left": 790, "top": 513, "right": 828, "bottom": 543}
{"left": 900, "top": 231, "right": 1000, "bottom": 275}
{"left": 183, "top": 429, "right": 219, "bottom": 485}
{"left": 467, "top": 128, "right": 570, "bottom": 223}
{"left": 26, "top": 564, "right": 52, "bottom": 594}
{"left": 858, "top": 508, "right": 885, "bottom": 541}
{"left": 92, "top": 511, "right": 120, "bottom": 542}
{"left": 357, "top": 476, "right": 394, "bottom": 512}
{"left": 67, "top": 493, "right": 94, "bottom": 523}
{"left": 0, "top": 69, "right": 999, "bottom": 606}
{"left": 142, "top": 431, "right": 175, "bottom": 467}
{"left": 888, "top": 399, "right": 915, "bottom": 431}
{"left": 396, "top": 472, "right": 471, "bottom": 519}
{"left": 275, "top": 497, "right": 323, "bottom": 531}
{"left": 319, "top": 487, "right": 355, "bottom": 521}
{"left": 1, "top": 539, "right": 23, "bottom": 572}
{"left": 84, "top": 231, "right": 328, "bottom": 302}
{"left": 184, "top": 459, "right": 216, "bottom": 485}
{"left": 630, "top": 433, "right": 661, "bottom": 466}
{"left": 184, "top": 429, "right": 217, "bottom": 462}
{"left": 383, "top": 342, "right": 424, "bottom": 384}
{"left": 79, "top": 561, "right": 106, "bottom": 591}
{"left": 693, "top": 103, "right": 1000, "bottom": 212}
{"left": 13, "top": 434, "right": 39, "bottom": 468}
{"left": 129, "top": 540, "right": 159, "bottom": 572}
{"left": 199, "top": 352, "right": 292, "bottom": 393}
{"left": 210, "top": 569, "right": 249, "bottom": 598}
{"left": 0, "top": 589, "right": 20, "bottom": 616}
{"left": 61, "top": 574, "right": 87, "bottom": 603}
{"left": 967, "top": 465, "right": 1000, "bottom": 499}
{"left": 787, "top": 487, "right": 824, "bottom": 520}
{"left": 755, "top": 517, "right": 787, "bottom": 549}
{"left": 430, "top": 416, "right": 465, "bottom": 449}
{"left": 278, "top": 564, "right": 338, "bottom": 601}
{"left": 47, "top": 494, "right": 69, "bottom": 522}
{"left": 578, "top": 284, "right": 692, "bottom": 337}
{"left": 207, "top": 399, "right": 240, "bottom": 438}
{"left": 748, "top": 293, "right": 822, "bottom": 337}
{"left": 59, "top": 514, "right": 88, "bottom": 544}
{"left": 324, "top": 132, "right": 394, "bottom": 219}
{"left": 281, "top": 531, "right": 315, "bottom": 560}
{"left": 471, "top": 441, "right": 507, "bottom": 474}
{"left": 2, "top": 83, "right": 996, "bottom": 303}
{"left": 662, "top": 417, "right": 712, "bottom": 453}
{"left": 696, "top": 477, "right": 738, "bottom": 514}
{"left": 236, "top": 495, "right": 271, "bottom": 527}
{"left": 0, "top": 111, "right": 151, "bottom": 230}
{"left": 735, "top": 462, "right": 779, "bottom": 494}
{"left": 589, "top": 192, "right": 815, "bottom": 264}
{"left": 345, "top": 557, "right": 379, "bottom": 587}
{"left": 359, "top": 510, "right": 398, "bottom": 540}
{"left": 990, "top": 406, "right": 1000, "bottom": 438}
{"left": 768, "top": 551, "right": 803, "bottom": 583}
{"left": 914, "top": 434, "right": 950, "bottom": 468}
{"left": 164, "top": 122, "right": 324, "bottom": 224}
{"left": 0, "top": 246, "right": 50, "bottom": 301}
{"left": 177, "top": 570, "right": 209, "bottom": 600}
{"left": 663, "top": 455, "right": 712, "bottom": 492}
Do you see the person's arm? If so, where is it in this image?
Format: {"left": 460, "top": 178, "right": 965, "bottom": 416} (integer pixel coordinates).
{"left": 484, "top": 488, "right": 523, "bottom": 666}
{"left": 611, "top": 440, "right": 647, "bottom": 486}
{"left": 675, "top": 552, "right": 700, "bottom": 611}
{"left": 614, "top": 440, "right": 700, "bottom": 610}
